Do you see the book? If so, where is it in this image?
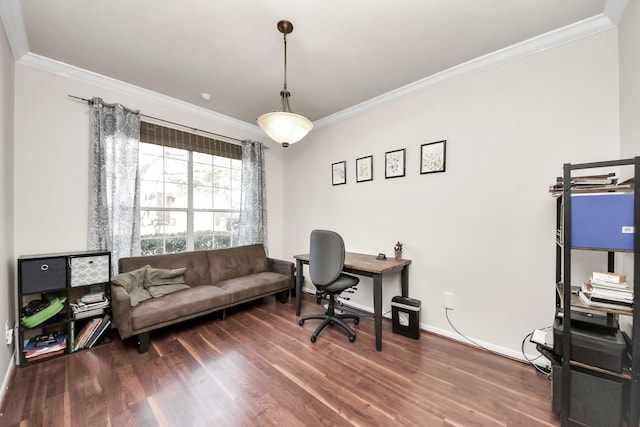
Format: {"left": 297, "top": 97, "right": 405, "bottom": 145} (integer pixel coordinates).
{"left": 74, "top": 307, "right": 104, "bottom": 320}
{"left": 24, "top": 332, "right": 67, "bottom": 353}
{"left": 590, "top": 278, "right": 632, "bottom": 291}
{"left": 80, "top": 318, "right": 102, "bottom": 349}
{"left": 579, "top": 291, "right": 633, "bottom": 311}
{"left": 26, "top": 349, "right": 65, "bottom": 362}
{"left": 583, "top": 282, "right": 633, "bottom": 300}
{"left": 74, "top": 318, "right": 101, "bottom": 351}
{"left": 80, "top": 291, "right": 105, "bottom": 304}
{"left": 86, "top": 315, "right": 111, "bottom": 348}
{"left": 592, "top": 271, "right": 626, "bottom": 284}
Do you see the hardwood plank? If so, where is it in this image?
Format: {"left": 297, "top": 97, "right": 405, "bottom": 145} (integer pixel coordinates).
{"left": 2, "top": 294, "right": 563, "bottom": 426}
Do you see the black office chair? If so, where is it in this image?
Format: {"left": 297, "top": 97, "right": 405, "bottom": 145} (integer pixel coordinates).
{"left": 299, "top": 229, "right": 360, "bottom": 343}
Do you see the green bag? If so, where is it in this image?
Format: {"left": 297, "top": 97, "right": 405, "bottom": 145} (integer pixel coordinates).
{"left": 21, "top": 296, "right": 67, "bottom": 328}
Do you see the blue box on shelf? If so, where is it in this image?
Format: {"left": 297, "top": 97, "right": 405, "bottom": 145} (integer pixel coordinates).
{"left": 571, "top": 193, "right": 634, "bottom": 250}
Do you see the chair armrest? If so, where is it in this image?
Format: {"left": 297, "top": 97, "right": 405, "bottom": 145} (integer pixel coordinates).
{"left": 267, "top": 258, "right": 295, "bottom": 286}
{"left": 110, "top": 283, "right": 135, "bottom": 339}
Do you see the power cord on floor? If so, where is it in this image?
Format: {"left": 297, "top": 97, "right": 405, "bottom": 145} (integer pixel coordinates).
{"left": 444, "top": 307, "right": 507, "bottom": 359}
{"left": 445, "top": 307, "right": 553, "bottom": 378}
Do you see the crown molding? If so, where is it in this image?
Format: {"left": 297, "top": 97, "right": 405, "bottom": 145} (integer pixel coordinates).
{"left": 0, "top": 0, "right": 29, "bottom": 60}
{"left": 315, "top": 2, "right": 624, "bottom": 129}
{"left": 604, "top": 0, "right": 628, "bottom": 25}
{"left": 3, "top": 0, "right": 627, "bottom": 133}
{"left": 17, "top": 52, "right": 263, "bottom": 136}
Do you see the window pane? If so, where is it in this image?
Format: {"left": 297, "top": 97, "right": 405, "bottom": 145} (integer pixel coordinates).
{"left": 140, "top": 210, "right": 187, "bottom": 254}
{"left": 165, "top": 183, "right": 188, "bottom": 208}
{"left": 164, "top": 147, "right": 188, "bottom": 161}
{"left": 231, "top": 168, "right": 241, "bottom": 189}
{"left": 164, "top": 158, "right": 188, "bottom": 185}
{"left": 193, "top": 152, "right": 212, "bottom": 165}
{"left": 215, "top": 167, "right": 231, "bottom": 190}
{"left": 214, "top": 156, "right": 231, "bottom": 167}
{"left": 194, "top": 212, "right": 214, "bottom": 250}
{"left": 140, "top": 143, "right": 163, "bottom": 156}
{"left": 214, "top": 187, "right": 231, "bottom": 209}
{"left": 193, "top": 162, "right": 213, "bottom": 187}
{"left": 193, "top": 185, "right": 213, "bottom": 209}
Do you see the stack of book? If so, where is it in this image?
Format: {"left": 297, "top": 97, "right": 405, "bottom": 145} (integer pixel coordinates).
{"left": 73, "top": 314, "right": 111, "bottom": 351}
{"left": 70, "top": 291, "right": 109, "bottom": 320}
{"left": 548, "top": 172, "right": 629, "bottom": 194}
{"left": 579, "top": 271, "right": 634, "bottom": 311}
{"left": 23, "top": 332, "right": 67, "bottom": 362}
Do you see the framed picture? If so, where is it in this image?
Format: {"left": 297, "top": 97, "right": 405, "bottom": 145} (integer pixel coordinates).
{"left": 356, "top": 155, "right": 373, "bottom": 183}
{"left": 385, "top": 149, "right": 405, "bottom": 179}
{"left": 332, "top": 161, "right": 346, "bottom": 185}
{"left": 420, "top": 140, "right": 446, "bottom": 174}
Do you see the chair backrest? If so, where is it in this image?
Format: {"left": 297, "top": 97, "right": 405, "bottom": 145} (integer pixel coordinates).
{"left": 309, "top": 229, "right": 345, "bottom": 287}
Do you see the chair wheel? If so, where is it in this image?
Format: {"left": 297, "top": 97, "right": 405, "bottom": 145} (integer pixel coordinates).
{"left": 349, "top": 335, "right": 356, "bottom": 343}
{"left": 299, "top": 319, "right": 305, "bottom": 326}
{"left": 354, "top": 318, "right": 359, "bottom": 325}
{"left": 310, "top": 335, "right": 317, "bottom": 343}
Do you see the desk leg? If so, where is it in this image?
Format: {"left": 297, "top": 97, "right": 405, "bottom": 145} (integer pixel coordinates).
{"left": 401, "top": 265, "right": 410, "bottom": 297}
{"left": 373, "top": 273, "right": 382, "bottom": 351}
{"left": 295, "top": 259, "right": 303, "bottom": 316}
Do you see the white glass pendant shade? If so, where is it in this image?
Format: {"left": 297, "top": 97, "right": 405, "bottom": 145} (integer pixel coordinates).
{"left": 257, "top": 111, "right": 313, "bottom": 147}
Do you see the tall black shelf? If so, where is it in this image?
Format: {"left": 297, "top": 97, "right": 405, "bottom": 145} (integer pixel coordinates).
{"left": 556, "top": 157, "right": 640, "bottom": 427}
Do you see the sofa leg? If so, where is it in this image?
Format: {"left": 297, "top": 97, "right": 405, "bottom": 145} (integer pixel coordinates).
{"left": 279, "top": 290, "right": 290, "bottom": 304}
{"left": 221, "top": 308, "right": 227, "bottom": 320}
{"left": 137, "top": 332, "right": 150, "bottom": 354}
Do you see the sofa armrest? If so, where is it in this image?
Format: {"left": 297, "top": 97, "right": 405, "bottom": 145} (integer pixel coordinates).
{"left": 267, "top": 257, "right": 295, "bottom": 287}
{"left": 110, "top": 283, "right": 135, "bottom": 339}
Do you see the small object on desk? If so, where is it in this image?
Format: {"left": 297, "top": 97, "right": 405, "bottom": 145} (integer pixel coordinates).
{"left": 394, "top": 241, "right": 403, "bottom": 260}
{"left": 376, "top": 253, "right": 386, "bottom": 260}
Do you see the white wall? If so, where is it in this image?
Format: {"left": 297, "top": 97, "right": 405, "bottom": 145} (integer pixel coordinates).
{"left": 619, "top": 0, "right": 640, "bottom": 157}
{"left": 13, "top": 64, "right": 286, "bottom": 259}
{"left": 283, "top": 30, "right": 620, "bottom": 357}
{"left": 617, "top": 0, "right": 640, "bottom": 337}
{"left": 0, "top": 16, "right": 16, "bottom": 403}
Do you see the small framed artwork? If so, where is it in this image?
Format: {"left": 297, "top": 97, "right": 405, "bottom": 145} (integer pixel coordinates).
{"left": 332, "top": 161, "right": 347, "bottom": 185}
{"left": 385, "top": 148, "right": 405, "bottom": 179}
{"left": 356, "top": 155, "right": 373, "bottom": 183}
{"left": 420, "top": 140, "right": 446, "bottom": 174}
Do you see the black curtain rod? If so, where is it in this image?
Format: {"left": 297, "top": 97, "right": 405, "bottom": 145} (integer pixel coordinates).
{"left": 68, "top": 94, "right": 245, "bottom": 144}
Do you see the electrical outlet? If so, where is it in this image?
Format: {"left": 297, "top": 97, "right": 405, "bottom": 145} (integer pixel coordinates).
{"left": 5, "top": 320, "right": 13, "bottom": 345}
{"left": 443, "top": 292, "right": 455, "bottom": 310}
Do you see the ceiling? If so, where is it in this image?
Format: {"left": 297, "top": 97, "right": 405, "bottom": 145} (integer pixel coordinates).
{"left": 2, "top": 1, "right": 621, "bottom": 127}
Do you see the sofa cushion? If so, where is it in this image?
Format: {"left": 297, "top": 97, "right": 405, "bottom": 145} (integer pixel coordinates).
{"left": 131, "top": 285, "right": 231, "bottom": 331}
{"left": 119, "top": 251, "right": 211, "bottom": 287}
{"left": 208, "top": 244, "right": 269, "bottom": 284}
{"left": 216, "top": 272, "right": 290, "bottom": 303}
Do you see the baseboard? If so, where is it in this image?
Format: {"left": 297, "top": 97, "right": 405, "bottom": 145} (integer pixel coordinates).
{"left": 300, "top": 287, "right": 548, "bottom": 367}
{"left": 0, "top": 352, "right": 16, "bottom": 415}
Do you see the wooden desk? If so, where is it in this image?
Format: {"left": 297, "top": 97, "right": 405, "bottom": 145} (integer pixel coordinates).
{"left": 294, "top": 252, "right": 411, "bottom": 351}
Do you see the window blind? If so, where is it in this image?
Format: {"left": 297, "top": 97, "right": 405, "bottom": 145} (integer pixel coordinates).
{"left": 140, "top": 121, "right": 242, "bottom": 160}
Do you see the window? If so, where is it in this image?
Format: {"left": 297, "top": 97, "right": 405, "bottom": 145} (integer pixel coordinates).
{"left": 138, "top": 122, "right": 242, "bottom": 255}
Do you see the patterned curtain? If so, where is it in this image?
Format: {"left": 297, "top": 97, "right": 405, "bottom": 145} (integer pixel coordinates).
{"left": 88, "top": 97, "right": 141, "bottom": 274}
{"left": 237, "top": 140, "right": 267, "bottom": 249}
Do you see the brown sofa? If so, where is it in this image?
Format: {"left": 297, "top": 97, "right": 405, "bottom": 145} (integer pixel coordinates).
{"left": 111, "top": 244, "right": 294, "bottom": 353}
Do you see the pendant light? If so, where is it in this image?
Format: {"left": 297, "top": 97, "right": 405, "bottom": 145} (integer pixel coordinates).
{"left": 257, "top": 20, "right": 313, "bottom": 147}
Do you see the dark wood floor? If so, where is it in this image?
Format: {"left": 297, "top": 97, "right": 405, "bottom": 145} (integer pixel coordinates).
{"left": 1, "top": 294, "right": 561, "bottom": 426}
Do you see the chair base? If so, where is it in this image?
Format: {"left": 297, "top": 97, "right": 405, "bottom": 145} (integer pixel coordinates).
{"left": 299, "top": 295, "right": 359, "bottom": 343}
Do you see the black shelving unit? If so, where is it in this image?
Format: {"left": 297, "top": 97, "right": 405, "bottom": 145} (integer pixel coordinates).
{"left": 555, "top": 158, "right": 640, "bottom": 426}
{"left": 17, "top": 250, "right": 112, "bottom": 366}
